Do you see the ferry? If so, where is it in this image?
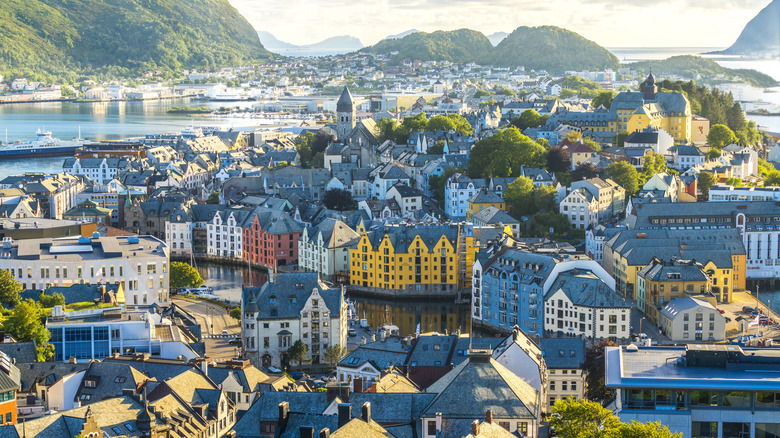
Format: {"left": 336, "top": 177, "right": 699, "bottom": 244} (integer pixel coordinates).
{"left": 0, "top": 130, "right": 89, "bottom": 159}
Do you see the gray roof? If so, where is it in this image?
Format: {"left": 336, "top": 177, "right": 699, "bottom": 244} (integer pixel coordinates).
{"left": 349, "top": 393, "right": 436, "bottom": 424}
{"left": 337, "top": 87, "right": 355, "bottom": 112}
{"left": 362, "top": 225, "right": 459, "bottom": 254}
{"left": 233, "top": 392, "right": 330, "bottom": 438}
{"left": 242, "top": 273, "right": 343, "bottom": 320}
{"left": 0, "top": 342, "right": 37, "bottom": 365}
{"left": 660, "top": 296, "right": 717, "bottom": 320}
{"left": 471, "top": 206, "right": 519, "bottom": 226}
{"left": 637, "top": 258, "right": 709, "bottom": 282}
{"left": 75, "top": 362, "right": 150, "bottom": 406}
{"left": 468, "top": 190, "right": 503, "bottom": 205}
{"left": 339, "top": 336, "right": 413, "bottom": 370}
{"left": 17, "top": 362, "right": 88, "bottom": 393}
{"left": 545, "top": 269, "right": 629, "bottom": 309}
{"left": 539, "top": 338, "right": 585, "bottom": 369}
{"left": 407, "top": 335, "right": 458, "bottom": 367}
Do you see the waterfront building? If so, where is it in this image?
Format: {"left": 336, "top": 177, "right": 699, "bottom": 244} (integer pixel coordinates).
{"left": 636, "top": 257, "right": 712, "bottom": 324}
{"left": 299, "top": 218, "right": 360, "bottom": 281}
{"left": 606, "top": 344, "right": 780, "bottom": 438}
{"left": 62, "top": 157, "right": 125, "bottom": 184}
{"left": 0, "top": 234, "right": 170, "bottom": 306}
{"left": 241, "top": 273, "right": 347, "bottom": 369}
{"left": 206, "top": 205, "right": 252, "bottom": 260}
{"left": 242, "top": 207, "right": 303, "bottom": 269}
{"left": 659, "top": 297, "right": 727, "bottom": 343}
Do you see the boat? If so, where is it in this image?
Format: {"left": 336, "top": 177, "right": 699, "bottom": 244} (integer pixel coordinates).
{"left": 0, "top": 129, "right": 90, "bottom": 159}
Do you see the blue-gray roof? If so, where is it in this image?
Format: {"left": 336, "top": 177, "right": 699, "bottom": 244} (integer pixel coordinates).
{"left": 242, "top": 273, "right": 343, "bottom": 320}
{"left": 540, "top": 338, "right": 585, "bottom": 369}
{"left": 545, "top": 269, "right": 629, "bottom": 309}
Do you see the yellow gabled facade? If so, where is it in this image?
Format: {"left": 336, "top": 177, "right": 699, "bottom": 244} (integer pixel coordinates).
{"left": 467, "top": 200, "right": 507, "bottom": 220}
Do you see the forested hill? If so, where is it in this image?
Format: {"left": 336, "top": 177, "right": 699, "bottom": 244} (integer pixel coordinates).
{"left": 361, "top": 29, "right": 494, "bottom": 64}
{"left": 361, "top": 26, "right": 619, "bottom": 74}
{"left": 711, "top": 0, "right": 779, "bottom": 58}
{"left": 0, "top": 0, "right": 273, "bottom": 82}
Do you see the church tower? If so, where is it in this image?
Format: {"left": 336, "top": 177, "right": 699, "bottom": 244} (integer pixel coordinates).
{"left": 643, "top": 71, "right": 658, "bottom": 101}
{"left": 336, "top": 86, "right": 356, "bottom": 141}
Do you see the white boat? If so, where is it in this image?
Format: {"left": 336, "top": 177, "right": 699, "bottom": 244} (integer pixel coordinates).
{"left": 0, "top": 129, "right": 89, "bottom": 159}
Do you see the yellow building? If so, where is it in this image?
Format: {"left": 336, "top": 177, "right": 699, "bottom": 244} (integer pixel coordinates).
{"left": 617, "top": 73, "right": 692, "bottom": 142}
{"left": 349, "top": 225, "right": 475, "bottom": 291}
{"left": 637, "top": 258, "right": 712, "bottom": 324}
{"left": 467, "top": 189, "right": 507, "bottom": 220}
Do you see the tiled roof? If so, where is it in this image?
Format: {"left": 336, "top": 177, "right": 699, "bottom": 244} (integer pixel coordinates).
{"left": 539, "top": 337, "right": 585, "bottom": 369}
{"left": 544, "top": 269, "right": 629, "bottom": 309}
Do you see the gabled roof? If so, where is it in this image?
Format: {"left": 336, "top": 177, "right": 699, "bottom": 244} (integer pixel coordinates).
{"left": 242, "top": 273, "right": 342, "bottom": 320}
{"left": 544, "top": 269, "right": 629, "bottom": 309}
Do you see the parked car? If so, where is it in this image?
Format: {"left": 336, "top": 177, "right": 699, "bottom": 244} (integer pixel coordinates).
{"left": 221, "top": 329, "right": 229, "bottom": 336}
{"left": 743, "top": 306, "right": 756, "bottom": 313}
{"left": 228, "top": 337, "right": 242, "bottom": 345}
{"left": 717, "top": 309, "right": 725, "bottom": 314}
{"left": 348, "top": 328, "right": 357, "bottom": 337}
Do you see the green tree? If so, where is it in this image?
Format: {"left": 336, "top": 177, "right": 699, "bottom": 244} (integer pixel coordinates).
{"left": 583, "top": 138, "right": 601, "bottom": 152}
{"left": 697, "top": 172, "right": 717, "bottom": 198}
{"left": 429, "top": 167, "right": 459, "bottom": 208}
{"left": 725, "top": 177, "right": 743, "bottom": 187}
{"left": 605, "top": 161, "right": 639, "bottom": 197}
{"left": 229, "top": 308, "right": 241, "bottom": 321}
{"left": 548, "top": 398, "right": 622, "bottom": 438}
{"left": 426, "top": 115, "right": 457, "bottom": 132}
{"left": 533, "top": 185, "right": 559, "bottom": 213}
{"left": 3, "top": 300, "right": 53, "bottom": 361}
{"left": 427, "top": 140, "right": 445, "bottom": 155}
{"left": 287, "top": 339, "right": 308, "bottom": 370}
{"left": 169, "top": 262, "right": 204, "bottom": 290}
{"left": 584, "top": 339, "right": 618, "bottom": 403}
{"left": 707, "top": 124, "right": 738, "bottom": 149}
{"left": 510, "top": 109, "right": 543, "bottom": 130}
{"left": 444, "top": 114, "right": 474, "bottom": 136}
{"left": 323, "top": 344, "right": 348, "bottom": 367}
{"left": 617, "top": 421, "right": 682, "bottom": 438}
{"left": 502, "top": 176, "right": 535, "bottom": 217}
{"left": 765, "top": 170, "right": 780, "bottom": 187}
{"left": 206, "top": 192, "right": 220, "bottom": 204}
{"left": 39, "top": 292, "right": 66, "bottom": 308}
{"left": 402, "top": 113, "right": 429, "bottom": 132}
{"left": 467, "top": 128, "right": 548, "bottom": 178}
{"left": 376, "top": 118, "right": 400, "bottom": 143}
{"left": 0, "top": 270, "right": 22, "bottom": 307}
{"left": 322, "top": 188, "right": 355, "bottom": 211}
{"left": 642, "top": 153, "right": 668, "bottom": 179}
{"left": 706, "top": 148, "right": 722, "bottom": 161}
{"left": 613, "top": 131, "right": 630, "bottom": 148}
{"left": 591, "top": 91, "right": 617, "bottom": 109}
{"left": 529, "top": 211, "right": 571, "bottom": 238}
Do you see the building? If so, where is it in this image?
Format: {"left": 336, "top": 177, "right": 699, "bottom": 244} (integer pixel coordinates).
{"left": 636, "top": 258, "right": 712, "bottom": 324}
{"left": 467, "top": 190, "right": 507, "bottom": 220}
{"left": 241, "top": 273, "right": 347, "bottom": 369}
{"left": 559, "top": 188, "right": 599, "bottom": 229}
{"left": 570, "top": 178, "right": 626, "bottom": 222}
{"left": 0, "top": 352, "right": 18, "bottom": 426}
{"left": 0, "top": 218, "right": 95, "bottom": 240}
{"left": 669, "top": 145, "right": 706, "bottom": 170}
{"left": 299, "top": 219, "right": 360, "bottom": 281}
{"left": 368, "top": 163, "right": 411, "bottom": 200}
{"left": 62, "top": 157, "right": 125, "bottom": 184}
{"left": 606, "top": 344, "right": 780, "bottom": 438}
{"left": 0, "top": 235, "right": 170, "bottom": 306}
{"left": 471, "top": 207, "right": 522, "bottom": 236}
{"left": 62, "top": 199, "right": 112, "bottom": 225}
{"left": 660, "top": 297, "right": 726, "bottom": 343}
{"left": 624, "top": 126, "right": 674, "bottom": 155}
{"left": 557, "top": 139, "right": 596, "bottom": 170}
{"left": 614, "top": 73, "right": 692, "bottom": 142}
{"left": 386, "top": 184, "right": 423, "bottom": 217}
{"left": 206, "top": 206, "right": 252, "bottom": 260}
{"left": 336, "top": 87, "right": 356, "bottom": 141}
{"left": 349, "top": 225, "right": 473, "bottom": 292}
{"left": 623, "top": 200, "right": 774, "bottom": 281}
{"left": 539, "top": 337, "right": 586, "bottom": 410}
{"left": 242, "top": 207, "right": 303, "bottom": 269}
{"left": 709, "top": 184, "right": 780, "bottom": 202}
{"left": 445, "top": 173, "right": 486, "bottom": 220}
{"left": 47, "top": 307, "right": 200, "bottom": 362}
{"left": 207, "top": 359, "right": 290, "bottom": 412}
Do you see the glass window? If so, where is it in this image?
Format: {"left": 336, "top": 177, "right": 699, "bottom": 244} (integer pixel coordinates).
{"left": 722, "top": 391, "right": 751, "bottom": 408}
{"left": 692, "top": 422, "right": 718, "bottom": 438}
{"left": 756, "top": 423, "right": 780, "bottom": 438}
{"left": 690, "top": 391, "right": 719, "bottom": 407}
{"left": 722, "top": 423, "right": 750, "bottom": 438}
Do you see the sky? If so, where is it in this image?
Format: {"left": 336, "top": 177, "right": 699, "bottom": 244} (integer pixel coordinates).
{"left": 227, "top": 0, "right": 772, "bottom": 48}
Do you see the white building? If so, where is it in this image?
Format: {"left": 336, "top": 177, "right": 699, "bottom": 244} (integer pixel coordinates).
{"left": 539, "top": 337, "right": 586, "bottom": 410}
{"left": 299, "top": 219, "right": 360, "bottom": 279}
{"left": 368, "top": 163, "right": 410, "bottom": 199}
{"left": 62, "top": 158, "right": 124, "bottom": 184}
{"left": 660, "top": 297, "right": 726, "bottom": 343}
{"left": 559, "top": 188, "right": 599, "bottom": 229}
{"left": 241, "top": 273, "right": 347, "bottom": 369}
{"left": 0, "top": 234, "right": 170, "bottom": 306}
{"left": 444, "top": 173, "right": 486, "bottom": 220}
{"left": 206, "top": 207, "right": 251, "bottom": 260}
{"left": 386, "top": 184, "right": 423, "bottom": 217}
{"left": 624, "top": 126, "right": 674, "bottom": 155}
{"left": 709, "top": 184, "right": 780, "bottom": 202}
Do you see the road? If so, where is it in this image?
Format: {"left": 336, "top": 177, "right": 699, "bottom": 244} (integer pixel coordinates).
{"left": 173, "top": 296, "right": 242, "bottom": 362}
{"left": 630, "top": 304, "right": 670, "bottom": 344}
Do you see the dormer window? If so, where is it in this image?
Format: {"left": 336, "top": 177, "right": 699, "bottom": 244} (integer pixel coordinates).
{"left": 269, "top": 295, "right": 277, "bottom": 304}
{"left": 289, "top": 294, "right": 297, "bottom": 304}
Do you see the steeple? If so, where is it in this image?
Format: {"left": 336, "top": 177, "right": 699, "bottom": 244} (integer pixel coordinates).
{"left": 643, "top": 69, "right": 657, "bottom": 100}
{"left": 336, "top": 86, "right": 354, "bottom": 112}
{"left": 336, "top": 86, "right": 356, "bottom": 141}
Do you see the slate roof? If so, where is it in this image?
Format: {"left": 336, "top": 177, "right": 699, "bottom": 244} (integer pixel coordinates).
{"left": 331, "top": 416, "right": 394, "bottom": 438}
{"left": 625, "top": 130, "right": 660, "bottom": 144}
{"left": 637, "top": 258, "right": 709, "bottom": 283}
{"left": 363, "top": 225, "right": 458, "bottom": 253}
{"left": 545, "top": 269, "right": 629, "bottom": 309}
{"left": 348, "top": 393, "right": 437, "bottom": 424}
{"left": 471, "top": 207, "right": 519, "bottom": 226}
{"left": 339, "top": 336, "right": 412, "bottom": 371}
{"left": 337, "top": 87, "right": 355, "bottom": 112}
{"left": 75, "top": 362, "right": 151, "bottom": 406}
{"left": 468, "top": 190, "right": 503, "bottom": 205}
{"left": 233, "top": 392, "right": 330, "bottom": 438}
{"left": 0, "top": 342, "right": 38, "bottom": 365}
{"left": 242, "top": 273, "right": 343, "bottom": 320}
{"left": 407, "top": 335, "right": 458, "bottom": 367}
{"left": 278, "top": 412, "right": 339, "bottom": 438}
{"left": 303, "top": 218, "right": 360, "bottom": 249}
{"left": 423, "top": 353, "right": 538, "bottom": 419}
{"left": 388, "top": 184, "right": 423, "bottom": 199}
{"left": 539, "top": 338, "right": 585, "bottom": 369}
{"left": 17, "top": 362, "right": 88, "bottom": 393}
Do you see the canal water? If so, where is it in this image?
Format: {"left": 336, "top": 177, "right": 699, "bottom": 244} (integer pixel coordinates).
{"left": 193, "top": 262, "right": 471, "bottom": 337}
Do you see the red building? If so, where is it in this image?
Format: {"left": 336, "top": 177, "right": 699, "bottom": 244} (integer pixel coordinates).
{"left": 243, "top": 207, "right": 303, "bottom": 269}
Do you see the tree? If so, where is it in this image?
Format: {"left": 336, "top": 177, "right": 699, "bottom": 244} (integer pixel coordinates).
{"left": 706, "top": 148, "right": 722, "bottom": 161}
{"left": 533, "top": 185, "right": 559, "bottom": 213}
{"left": 39, "top": 292, "right": 66, "bottom": 308}
{"left": 445, "top": 114, "right": 474, "bottom": 136}
{"left": 2, "top": 300, "right": 53, "bottom": 361}
{"left": 467, "top": 128, "right": 548, "bottom": 178}
{"left": 287, "top": 339, "right": 308, "bottom": 370}
{"left": 323, "top": 344, "right": 348, "bottom": 367}
{"left": 548, "top": 398, "right": 622, "bottom": 438}
{"left": 0, "top": 270, "right": 22, "bottom": 308}
{"left": 583, "top": 137, "right": 601, "bottom": 152}
{"left": 765, "top": 170, "right": 780, "bottom": 187}
{"left": 529, "top": 211, "right": 571, "bottom": 239}
{"left": 170, "top": 262, "right": 204, "bottom": 290}
{"left": 613, "top": 131, "right": 629, "bottom": 148}
{"left": 229, "top": 308, "right": 241, "bottom": 321}
{"left": 605, "top": 161, "right": 639, "bottom": 197}
{"left": 426, "top": 115, "right": 456, "bottom": 132}
{"left": 322, "top": 188, "right": 355, "bottom": 211}
{"left": 502, "top": 176, "right": 535, "bottom": 217}
{"left": 376, "top": 118, "right": 400, "bottom": 143}
{"left": 572, "top": 163, "right": 599, "bottom": 182}
{"left": 427, "top": 140, "right": 445, "bottom": 155}
{"left": 725, "top": 177, "right": 743, "bottom": 187}
{"left": 697, "top": 172, "right": 716, "bottom": 199}
{"left": 584, "top": 339, "right": 618, "bottom": 403}
{"left": 618, "top": 421, "right": 682, "bottom": 438}
{"left": 642, "top": 153, "right": 668, "bottom": 179}
{"left": 591, "top": 91, "right": 617, "bottom": 109}
{"left": 429, "top": 167, "right": 459, "bottom": 208}
{"left": 402, "top": 113, "right": 429, "bottom": 132}
{"left": 548, "top": 146, "right": 572, "bottom": 173}
{"left": 510, "top": 109, "right": 543, "bottom": 130}
{"left": 206, "top": 192, "right": 220, "bottom": 204}
{"left": 707, "top": 124, "right": 738, "bottom": 149}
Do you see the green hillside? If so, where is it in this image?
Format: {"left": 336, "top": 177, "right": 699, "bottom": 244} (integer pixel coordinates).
{"left": 361, "top": 29, "right": 493, "bottom": 63}
{"left": 631, "top": 55, "right": 777, "bottom": 88}
{"left": 488, "top": 26, "right": 618, "bottom": 72}
{"left": 0, "top": 0, "right": 272, "bottom": 82}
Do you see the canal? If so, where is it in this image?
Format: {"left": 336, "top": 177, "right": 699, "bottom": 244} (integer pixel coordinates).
{"left": 193, "top": 262, "right": 472, "bottom": 337}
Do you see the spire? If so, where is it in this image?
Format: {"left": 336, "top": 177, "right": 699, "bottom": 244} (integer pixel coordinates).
{"left": 336, "top": 86, "right": 354, "bottom": 112}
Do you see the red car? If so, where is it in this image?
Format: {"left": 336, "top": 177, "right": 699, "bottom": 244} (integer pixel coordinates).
{"left": 717, "top": 309, "right": 725, "bottom": 314}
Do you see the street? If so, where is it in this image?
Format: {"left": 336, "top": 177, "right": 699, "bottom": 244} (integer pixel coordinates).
{"left": 173, "top": 296, "right": 242, "bottom": 362}
{"left": 630, "top": 304, "right": 670, "bottom": 344}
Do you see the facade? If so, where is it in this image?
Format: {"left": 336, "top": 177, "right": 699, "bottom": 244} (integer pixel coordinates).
{"left": 368, "top": 163, "right": 410, "bottom": 200}
{"left": 299, "top": 219, "right": 360, "bottom": 280}
{"left": 559, "top": 188, "right": 599, "bottom": 230}
{"left": 571, "top": 178, "right": 626, "bottom": 221}
{"left": 0, "top": 352, "right": 18, "bottom": 426}
{"left": 606, "top": 344, "right": 780, "bottom": 438}
{"left": 386, "top": 184, "right": 423, "bottom": 217}
{"left": 0, "top": 235, "right": 170, "bottom": 306}
{"left": 636, "top": 258, "right": 712, "bottom": 324}
{"left": 349, "top": 225, "right": 473, "bottom": 291}
{"left": 539, "top": 338, "right": 586, "bottom": 410}
{"left": 709, "top": 185, "right": 780, "bottom": 202}
{"left": 242, "top": 207, "right": 303, "bottom": 268}
{"left": 467, "top": 189, "right": 507, "bottom": 220}
{"left": 660, "top": 297, "right": 726, "bottom": 343}
{"left": 624, "top": 126, "right": 674, "bottom": 155}
{"left": 62, "top": 157, "right": 124, "bottom": 184}
{"left": 445, "top": 173, "right": 486, "bottom": 220}
{"left": 207, "top": 206, "right": 251, "bottom": 260}
{"left": 241, "top": 273, "right": 347, "bottom": 369}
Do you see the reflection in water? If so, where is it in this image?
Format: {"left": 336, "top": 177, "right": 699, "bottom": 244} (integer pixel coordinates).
{"left": 351, "top": 296, "right": 471, "bottom": 337}
{"left": 194, "top": 263, "right": 267, "bottom": 304}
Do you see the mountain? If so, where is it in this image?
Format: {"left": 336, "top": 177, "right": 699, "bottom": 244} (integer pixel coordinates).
{"left": 258, "top": 32, "right": 363, "bottom": 53}
{"left": 0, "top": 0, "right": 272, "bottom": 81}
{"left": 384, "top": 29, "right": 421, "bottom": 40}
{"left": 487, "top": 32, "right": 509, "bottom": 46}
{"left": 711, "top": 0, "right": 779, "bottom": 58}
{"left": 630, "top": 55, "right": 777, "bottom": 88}
{"left": 489, "top": 26, "right": 619, "bottom": 73}
{"left": 362, "top": 26, "right": 618, "bottom": 74}
{"left": 361, "top": 29, "right": 494, "bottom": 63}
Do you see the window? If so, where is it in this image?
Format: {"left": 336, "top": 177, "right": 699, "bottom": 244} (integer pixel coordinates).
{"left": 723, "top": 391, "right": 751, "bottom": 408}
{"left": 690, "top": 391, "right": 719, "bottom": 406}
{"left": 692, "top": 422, "right": 718, "bottom": 438}
{"left": 427, "top": 421, "right": 436, "bottom": 436}
{"left": 722, "top": 423, "right": 750, "bottom": 438}
{"left": 80, "top": 394, "right": 91, "bottom": 401}
{"left": 114, "top": 376, "right": 126, "bottom": 383}
{"left": 85, "top": 379, "right": 97, "bottom": 388}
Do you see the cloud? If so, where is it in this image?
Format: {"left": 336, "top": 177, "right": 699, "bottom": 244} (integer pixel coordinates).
{"left": 228, "top": 0, "right": 769, "bottom": 48}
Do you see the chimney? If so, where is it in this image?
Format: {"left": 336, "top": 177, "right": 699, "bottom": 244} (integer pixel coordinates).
{"left": 300, "top": 427, "right": 314, "bottom": 438}
{"left": 485, "top": 409, "right": 493, "bottom": 424}
{"left": 278, "top": 401, "right": 290, "bottom": 423}
{"left": 320, "top": 429, "right": 330, "bottom": 438}
{"left": 471, "top": 420, "right": 480, "bottom": 436}
{"left": 200, "top": 357, "right": 209, "bottom": 376}
{"left": 361, "top": 402, "right": 371, "bottom": 423}
{"left": 353, "top": 377, "right": 363, "bottom": 394}
{"left": 337, "top": 403, "right": 351, "bottom": 428}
